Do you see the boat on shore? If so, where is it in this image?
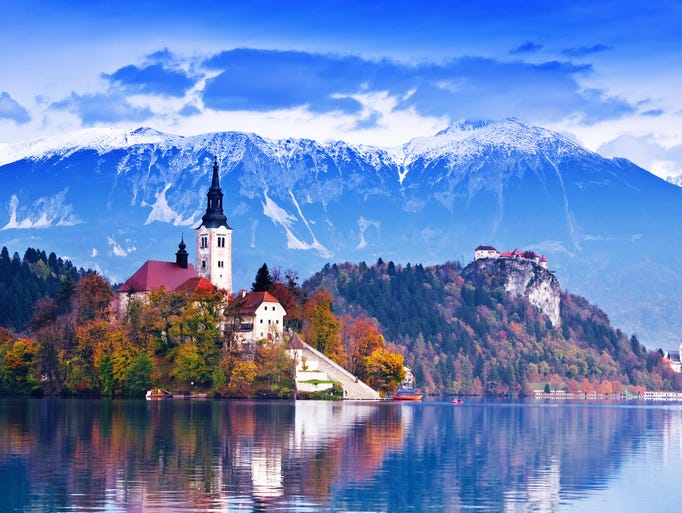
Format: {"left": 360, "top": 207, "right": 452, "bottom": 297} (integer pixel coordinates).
{"left": 145, "top": 388, "right": 173, "bottom": 400}
{"left": 393, "top": 389, "right": 423, "bottom": 401}
{"left": 451, "top": 398, "right": 463, "bottom": 405}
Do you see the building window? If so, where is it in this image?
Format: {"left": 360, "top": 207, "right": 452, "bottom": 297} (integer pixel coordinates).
{"left": 218, "top": 260, "right": 224, "bottom": 268}
{"left": 201, "top": 260, "right": 206, "bottom": 269}
{"left": 260, "top": 319, "right": 263, "bottom": 324}
{"left": 218, "top": 236, "right": 225, "bottom": 248}
{"left": 201, "top": 236, "right": 208, "bottom": 249}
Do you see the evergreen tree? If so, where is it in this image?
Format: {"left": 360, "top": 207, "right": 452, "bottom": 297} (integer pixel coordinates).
{"left": 251, "top": 263, "right": 273, "bottom": 292}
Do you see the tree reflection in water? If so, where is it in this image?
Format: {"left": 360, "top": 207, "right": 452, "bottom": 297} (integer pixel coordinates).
{"left": 0, "top": 398, "right": 680, "bottom": 512}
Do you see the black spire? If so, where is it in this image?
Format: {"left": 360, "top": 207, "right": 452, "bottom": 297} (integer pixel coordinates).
{"left": 175, "top": 234, "right": 189, "bottom": 268}
{"left": 200, "top": 157, "right": 231, "bottom": 229}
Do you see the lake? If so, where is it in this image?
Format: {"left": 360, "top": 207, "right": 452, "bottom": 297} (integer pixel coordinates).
{"left": 1, "top": 398, "right": 681, "bottom": 512}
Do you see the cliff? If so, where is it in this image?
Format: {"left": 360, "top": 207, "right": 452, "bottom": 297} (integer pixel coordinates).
{"left": 461, "top": 258, "right": 561, "bottom": 327}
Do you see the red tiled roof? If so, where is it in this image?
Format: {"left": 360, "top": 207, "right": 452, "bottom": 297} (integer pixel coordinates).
{"left": 540, "top": 255, "right": 548, "bottom": 262}
{"left": 174, "top": 276, "right": 216, "bottom": 295}
{"left": 238, "top": 291, "right": 281, "bottom": 315}
{"left": 117, "top": 260, "right": 197, "bottom": 293}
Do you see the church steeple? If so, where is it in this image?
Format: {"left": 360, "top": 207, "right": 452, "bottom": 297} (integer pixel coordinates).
{"left": 200, "top": 157, "right": 231, "bottom": 229}
{"left": 195, "top": 157, "right": 233, "bottom": 293}
{"left": 175, "top": 234, "right": 188, "bottom": 269}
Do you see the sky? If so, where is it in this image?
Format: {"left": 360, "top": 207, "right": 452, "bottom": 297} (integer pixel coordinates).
{"left": 1, "top": 0, "right": 682, "bottom": 177}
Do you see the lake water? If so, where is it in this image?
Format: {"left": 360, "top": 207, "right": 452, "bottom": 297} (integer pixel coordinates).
{"left": 1, "top": 398, "right": 681, "bottom": 512}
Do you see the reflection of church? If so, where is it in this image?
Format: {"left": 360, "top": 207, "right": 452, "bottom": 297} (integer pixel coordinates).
{"left": 115, "top": 158, "right": 285, "bottom": 342}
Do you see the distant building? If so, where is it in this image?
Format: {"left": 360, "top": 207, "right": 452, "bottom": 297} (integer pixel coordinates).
{"left": 474, "top": 245, "right": 500, "bottom": 260}
{"left": 663, "top": 342, "right": 682, "bottom": 373}
{"left": 474, "top": 245, "right": 548, "bottom": 269}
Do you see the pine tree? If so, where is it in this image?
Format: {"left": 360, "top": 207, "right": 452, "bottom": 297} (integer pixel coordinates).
{"left": 251, "top": 263, "right": 273, "bottom": 292}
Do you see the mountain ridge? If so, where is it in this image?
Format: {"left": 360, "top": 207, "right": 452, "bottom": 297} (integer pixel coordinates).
{"left": 1, "top": 119, "right": 681, "bottom": 348}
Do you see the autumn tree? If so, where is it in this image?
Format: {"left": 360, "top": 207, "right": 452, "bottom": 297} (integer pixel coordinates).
{"left": 268, "top": 269, "right": 306, "bottom": 330}
{"left": 135, "top": 288, "right": 188, "bottom": 352}
{"left": 73, "top": 273, "right": 113, "bottom": 324}
{"left": 255, "top": 339, "right": 295, "bottom": 395}
{"left": 364, "top": 348, "right": 405, "bottom": 396}
{"left": 341, "top": 315, "right": 385, "bottom": 377}
{"left": 0, "top": 338, "right": 40, "bottom": 395}
{"left": 549, "top": 373, "right": 563, "bottom": 392}
{"left": 302, "top": 289, "right": 345, "bottom": 366}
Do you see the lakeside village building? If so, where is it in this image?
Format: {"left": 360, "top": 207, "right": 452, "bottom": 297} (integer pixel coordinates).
{"left": 115, "top": 158, "right": 286, "bottom": 345}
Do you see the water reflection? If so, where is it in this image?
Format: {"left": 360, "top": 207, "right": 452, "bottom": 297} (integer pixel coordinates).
{"left": 1, "top": 398, "right": 681, "bottom": 512}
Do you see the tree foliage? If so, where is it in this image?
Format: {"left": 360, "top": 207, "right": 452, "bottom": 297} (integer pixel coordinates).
{"left": 251, "top": 263, "right": 274, "bottom": 292}
{"left": 303, "top": 259, "right": 682, "bottom": 395}
{"left": 302, "top": 289, "right": 345, "bottom": 366}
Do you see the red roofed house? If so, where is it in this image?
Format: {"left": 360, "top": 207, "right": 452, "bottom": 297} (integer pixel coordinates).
{"left": 228, "top": 290, "right": 287, "bottom": 344}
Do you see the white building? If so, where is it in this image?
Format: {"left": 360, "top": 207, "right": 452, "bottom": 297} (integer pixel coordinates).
{"left": 230, "top": 291, "right": 287, "bottom": 343}
{"left": 474, "top": 245, "right": 500, "bottom": 260}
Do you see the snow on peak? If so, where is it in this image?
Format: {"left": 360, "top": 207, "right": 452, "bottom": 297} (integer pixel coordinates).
{"left": 388, "top": 118, "right": 586, "bottom": 169}
{"left": 0, "top": 127, "right": 180, "bottom": 167}
{"left": 0, "top": 120, "right": 592, "bottom": 174}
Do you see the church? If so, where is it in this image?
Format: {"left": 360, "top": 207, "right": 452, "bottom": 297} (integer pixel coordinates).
{"left": 115, "top": 157, "right": 286, "bottom": 343}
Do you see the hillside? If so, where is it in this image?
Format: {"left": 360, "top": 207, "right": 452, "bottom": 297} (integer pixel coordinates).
{"left": 0, "top": 247, "right": 84, "bottom": 332}
{"left": 2, "top": 120, "right": 682, "bottom": 346}
{"left": 303, "top": 259, "right": 680, "bottom": 394}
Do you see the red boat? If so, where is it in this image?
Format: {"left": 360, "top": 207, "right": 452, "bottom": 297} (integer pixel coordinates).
{"left": 393, "top": 389, "right": 423, "bottom": 401}
{"left": 450, "top": 398, "right": 463, "bottom": 405}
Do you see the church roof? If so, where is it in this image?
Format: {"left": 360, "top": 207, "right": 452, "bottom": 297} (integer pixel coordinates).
{"left": 174, "top": 276, "right": 216, "bottom": 295}
{"left": 117, "top": 260, "right": 197, "bottom": 293}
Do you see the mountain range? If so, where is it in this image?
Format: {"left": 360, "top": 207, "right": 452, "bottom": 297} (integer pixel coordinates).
{"left": 1, "top": 119, "right": 681, "bottom": 348}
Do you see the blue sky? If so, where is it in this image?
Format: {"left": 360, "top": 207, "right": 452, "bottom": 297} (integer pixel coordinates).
{"left": 1, "top": 0, "right": 682, "bottom": 177}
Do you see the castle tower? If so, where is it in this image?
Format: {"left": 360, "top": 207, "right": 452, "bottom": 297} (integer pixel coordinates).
{"left": 196, "top": 157, "right": 233, "bottom": 292}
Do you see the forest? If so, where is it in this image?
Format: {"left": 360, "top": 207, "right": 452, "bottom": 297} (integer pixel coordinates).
{"left": 1, "top": 247, "right": 679, "bottom": 397}
{"left": 303, "top": 259, "right": 682, "bottom": 394}
{"left": 0, "top": 250, "right": 404, "bottom": 397}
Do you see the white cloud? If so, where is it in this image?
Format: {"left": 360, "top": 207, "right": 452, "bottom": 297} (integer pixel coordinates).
{"left": 107, "top": 236, "right": 136, "bottom": 257}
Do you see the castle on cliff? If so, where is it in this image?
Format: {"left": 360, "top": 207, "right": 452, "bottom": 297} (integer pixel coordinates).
{"left": 474, "top": 245, "right": 548, "bottom": 269}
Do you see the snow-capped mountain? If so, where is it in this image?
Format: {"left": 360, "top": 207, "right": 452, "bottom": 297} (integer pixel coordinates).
{"left": 1, "top": 119, "right": 681, "bottom": 347}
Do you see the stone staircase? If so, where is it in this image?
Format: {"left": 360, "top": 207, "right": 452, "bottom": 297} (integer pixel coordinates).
{"left": 287, "top": 334, "right": 382, "bottom": 400}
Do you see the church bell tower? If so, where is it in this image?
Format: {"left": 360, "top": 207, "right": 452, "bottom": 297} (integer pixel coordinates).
{"left": 196, "top": 157, "right": 233, "bottom": 292}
